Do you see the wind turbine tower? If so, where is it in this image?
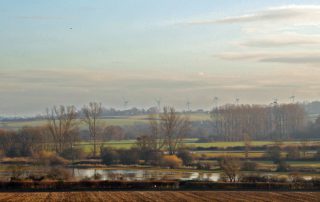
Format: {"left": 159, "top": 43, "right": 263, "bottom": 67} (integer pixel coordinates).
{"left": 186, "top": 99, "right": 191, "bottom": 112}
{"left": 155, "top": 98, "right": 161, "bottom": 112}
{"left": 289, "top": 95, "right": 296, "bottom": 103}
{"left": 122, "top": 97, "right": 129, "bottom": 109}
{"left": 213, "top": 97, "right": 219, "bottom": 109}
{"left": 235, "top": 97, "right": 240, "bottom": 105}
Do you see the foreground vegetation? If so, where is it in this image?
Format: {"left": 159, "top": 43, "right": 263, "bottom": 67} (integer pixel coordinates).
{"left": 0, "top": 191, "right": 318, "bottom": 202}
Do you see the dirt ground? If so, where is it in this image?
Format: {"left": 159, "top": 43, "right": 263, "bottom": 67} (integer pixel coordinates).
{"left": 0, "top": 191, "right": 318, "bottom": 202}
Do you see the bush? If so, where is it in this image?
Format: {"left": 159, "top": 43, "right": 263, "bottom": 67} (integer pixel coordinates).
{"left": 314, "top": 148, "right": 320, "bottom": 160}
{"left": 101, "top": 147, "right": 119, "bottom": 165}
{"left": 177, "top": 150, "right": 194, "bottom": 166}
{"left": 195, "top": 162, "right": 214, "bottom": 170}
{"left": 286, "top": 146, "right": 301, "bottom": 160}
{"left": 160, "top": 155, "right": 183, "bottom": 169}
{"left": 60, "top": 147, "right": 86, "bottom": 160}
{"left": 289, "top": 173, "right": 305, "bottom": 183}
{"left": 37, "top": 151, "right": 68, "bottom": 166}
{"left": 118, "top": 148, "right": 140, "bottom": 165}
{"left": 238, "top": 173, "right": 268, "bottom": 183}
{"left": 276, "top": 160, "right": 290, "bottom": 172}
{"left": 9, "top": 166, "right": 25, "bottom": 181}
{"left": 241, "top": 160, "right": 257, "bottom": 171}
{"left": 269, "top": 175, "right": 288, "bottom": 183}
{"left": 219, "top": 156, "right": 241, "bottom": 182}
{"left": 265, "top": 146, "right": 281, "bottom": 163}
{"left": 47, "top": 167, "right": 71, "bottom": 180}
{"left": 140, "top": 149, "right": 162, "bottom": 165}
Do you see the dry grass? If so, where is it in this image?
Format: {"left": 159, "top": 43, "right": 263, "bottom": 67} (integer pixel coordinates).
{"left": 0, "top": 191, "right": 318, "bottom": 202}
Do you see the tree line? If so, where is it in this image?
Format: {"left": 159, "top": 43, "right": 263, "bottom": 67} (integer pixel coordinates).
{"left": 210, "top": 103, "right": 306, "bottom": 141}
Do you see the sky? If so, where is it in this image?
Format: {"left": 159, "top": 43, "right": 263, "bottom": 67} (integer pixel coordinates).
{"left": 1, "top": 0, "right": 320, "bottom": 115}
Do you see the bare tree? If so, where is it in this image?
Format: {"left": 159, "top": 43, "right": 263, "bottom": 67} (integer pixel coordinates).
{"left": 219, "top": 156, "right": 241, "bottom": 182}
{"left": 160, "top": 107, "right": 190, "bottom": 155}
{"left": 148, "top": 113, "right": 166, "bottom": 151}
{"left": 46, "top": 105, "right": 78, "bottom": 154}
{"left": 82, "top": 102, "right": 103, "bottom": 158}
{"left": 243, "top": 133, "right": 251, "bottom": 159}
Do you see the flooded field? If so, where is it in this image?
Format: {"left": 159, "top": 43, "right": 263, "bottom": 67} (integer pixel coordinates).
{"left": 0, "top": 164, "right": 317, "bottom": 182}
{"left": 72, "top": 168, "right": 220, "bottom": 181}
{"left": 0, "top": 165, "right": 220, "bottom": 181}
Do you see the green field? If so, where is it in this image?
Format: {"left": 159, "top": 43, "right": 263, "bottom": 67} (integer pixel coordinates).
{"left": 76, "top": 139, "right": 320, "bottom": 153}
{"left": 0, "top": 113, "right": 210, "bottom": 130}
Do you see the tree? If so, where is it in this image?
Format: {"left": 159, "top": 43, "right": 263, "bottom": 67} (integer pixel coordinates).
{"left": 160, "top": 107, "right": 190, "bottom": 155}
{"left": 160, "top": 155, "right": 183, "bottom": 169}
{"left": 147, "top": 113, "right": 166, "bottom": 151}
{"left": 46, "top": 105, "right": 78, "bottom": 154}
{"left": 103, "top": 125, "right": 124, "bottom": 141}
{"left": 286, "top": 146, "right": 301, "bottom": 160}
{"left": 177, "top": 149, "right": 194, "bottom": 166}
{"left": 243, "top": 133, "right": 251, "bottom": 159}
{"left": 219, "top": 156, "right": 241, "bottom": 182}
{"left": 82, "top": 102, "right": 103, "bottom": 158}
{"left": 101, "top": 147, "right": 119, "bottom": 165}
{"left": 265, "top": 145, "right": 282, "bottom": 164}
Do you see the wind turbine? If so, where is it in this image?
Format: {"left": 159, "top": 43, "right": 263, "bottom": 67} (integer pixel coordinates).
{"left": 235, "top": 97, "right": 240, "bottom": 105}
{"left": 271, "top": 97, "right": 278, "bottom": 106}
{"left": 213, "top": 97, "right": 219, "bottom": 108}
{"left": 289, "top": 95, "right": 296, "bottom": 103}
{"left": 155, "top": 98, "right": 161, "bottom": 112}
{"left": 122, "top": 97, "right": 129, "bottom": 109}
{"left": 186, "top": 99, "right": 191, "bottom": 112}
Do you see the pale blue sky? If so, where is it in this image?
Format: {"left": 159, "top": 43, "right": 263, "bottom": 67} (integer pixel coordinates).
{"left": 1, "top": 1, "right": 320, "bottom": 115}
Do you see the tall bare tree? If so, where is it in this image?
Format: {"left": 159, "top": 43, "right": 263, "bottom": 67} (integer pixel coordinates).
{"left": 82, "top": 102, "right": 103, "bottom": 157}
{"left": 148, "top": 113, "right": 166, "bottom": 151}
{"left": 46, "top": 105, "right": 78, "bottom": 153}
{"left": 243, "top": 133, "right": 252, "bottom": 159}
{"left": 160, "top": 107, "right": 190, "bottom": 155}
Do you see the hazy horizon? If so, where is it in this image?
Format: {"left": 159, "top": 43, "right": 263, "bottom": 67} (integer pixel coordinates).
{"left": 2, "top": 1, "right": 320, "bottom": 115}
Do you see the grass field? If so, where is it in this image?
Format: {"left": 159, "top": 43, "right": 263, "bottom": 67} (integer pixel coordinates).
{"left": 77, "top": 139, "right": 320, "bottom": 152}
{"left": 0, "top": 113, "right": 210, "bottom": 130}
{"left": 0, "top": 191, "right": 318, "bottom": 202}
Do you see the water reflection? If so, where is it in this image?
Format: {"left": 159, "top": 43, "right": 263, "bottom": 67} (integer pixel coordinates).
{"left": 72, "top": 168, "right": 221, "bottom": 181}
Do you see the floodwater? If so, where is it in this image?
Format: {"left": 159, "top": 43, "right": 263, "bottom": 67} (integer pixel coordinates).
{"left": 0, "top": 164, "right": 220, "bottom": 181}
{"left": 0, "top": 164, "right": 316, "bottom": 182}
{"left": 71, "top": 168, "right": 221, "bottom": 181}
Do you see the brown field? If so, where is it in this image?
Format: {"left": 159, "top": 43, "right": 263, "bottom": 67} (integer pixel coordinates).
{"left": 0, "top": 191, "right": 318, "bottom": 202}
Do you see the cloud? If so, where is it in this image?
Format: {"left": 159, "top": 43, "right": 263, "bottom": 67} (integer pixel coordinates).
{"left": 14, "top": 16, "right": 71, "bottom": 20}
{"left": 188, "top": 5, "right": 320, "bottom": 25}
{"left": 2, "top": 67, "right": 320, "bottom": 115}
{"left": 239, "top": 33, "right": 320, "bottom": 47}
{"left": 217, "top": 51, "right": 320, "bottom": 65}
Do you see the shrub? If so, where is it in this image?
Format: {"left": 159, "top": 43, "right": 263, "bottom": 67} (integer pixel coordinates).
{"left": 241, "top": 160, "right": 257, "bottom": 171}
{"left": 265, "top": 146, "right": 281, "bottom": 163}
{"left": 219, "top": 156, "right": 241, "bottom": 182}
{"left": 9, "top": 166, "right": 25, "bottom": 181}
{"left": 314, "top": 148, "right": 320, "bottom": 160}
{"left": 93, "top": 173, "right": 103, "bottom": 180}
{"left": 195, "top": 162, "right": 213, "bottom": 170}
{"left": 289, "top": 173, "right": 305, "bottom": 183}
{"left": 140, "top": 149, "right": 162, "bottom": 165}
{"left": 286, "top": 146, "right": 301, "bottom": 160}
{"left": 118, "top": 148, "right": 140, "bottom": 165}
{"left": 160, "top": 155, "right": 183, "bottom": 169}
{"left": 268, "top": 175, "right": 288, "bottom": 183}
{"left": 101, "top": 147, "right": 119, "bottom": 165}
{"left": 276, "top": 160, "right": 290, "bottom": 172}
{"left": 177, "top": 150, "right": 194, "bottom": 166}
{"left": 37, "top": 151, "right": 68, "bottom": 166}
{"left": 47, "top": 167, "right": 71, "bottom": 180}
{"left": 60, "top": 147, "right": 86, "bottom": 160}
